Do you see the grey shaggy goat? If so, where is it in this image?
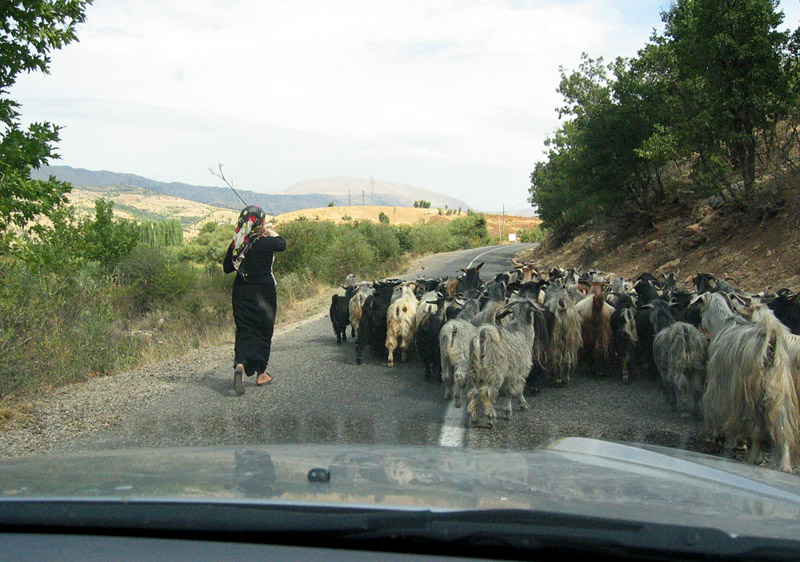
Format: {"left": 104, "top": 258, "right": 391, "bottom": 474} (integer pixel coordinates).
{"left": 653, "top": 321, "right": 708, "bottom": 417}
{"left": 438, "top": 296, "right": 485, "bottom": 406}
{"left": 467, "top": 300, "right": 537, "bottom": 427}
{"left": 439, "top": 319, "right": 479, "bottom": 408}
{"left": 697, "top": 292, "right": 800, "bottom": 473}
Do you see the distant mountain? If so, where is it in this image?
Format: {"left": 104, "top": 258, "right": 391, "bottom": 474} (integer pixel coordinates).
{"left": 282, "top": 177, "right": 472, "bottom": 211}
{"left": 31, "top": 166, "right": 471, "bottom": 215}
{"left": 30, "top": 165, "right": 334, "bottom": 215}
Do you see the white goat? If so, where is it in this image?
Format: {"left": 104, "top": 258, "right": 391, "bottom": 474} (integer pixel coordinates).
{"left": 385, "top": 282, "right": 418, "bottom": 367}
{"left": 696, "top": 292, "right": 800, "bottom": 473}
{"left": 543, "top": 286, "right": 582, "bottom": 386}
{"left": 348, "top": 282, "right": 372, "bottom": 339}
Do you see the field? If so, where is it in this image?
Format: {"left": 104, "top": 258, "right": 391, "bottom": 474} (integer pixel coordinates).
{"left": 274, "top": 205, "right": 541, "bottom": 240}
{"left": 64, "top": 186, "right": 542, "bottom": 241}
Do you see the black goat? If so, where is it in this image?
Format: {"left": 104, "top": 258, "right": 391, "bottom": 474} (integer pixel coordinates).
{"left": 355, "top": 280, "right": 400, "bottom": 364}
{"left": 415, "top": 293, "right": 446, "bottom": 380}
{"left": 329, "top": 294, "right": 351, "bottom": 344}
{"left": 767, "top": 288, "right": 800, "bottom": 335}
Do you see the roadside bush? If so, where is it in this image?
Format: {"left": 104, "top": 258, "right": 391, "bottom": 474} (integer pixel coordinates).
{"left": 447, "top": 212, "right": 490, "bottom": 249}
{"left": 116, "top": 245, "right": 196, "bottom": 315}
{"left": 179, "top": 222, "right": 234, "bottom": 268}
{"left": 317, "top": 227, "right": 377, "bottom": 284}
{"left": 0, "top": 259, "right": 137, "bottom": 399}
{"left": 407, "top": 222, "right": 453, "bottom": 254}
{"left": 518, "top": 226, "right": 546, "bottom": 243}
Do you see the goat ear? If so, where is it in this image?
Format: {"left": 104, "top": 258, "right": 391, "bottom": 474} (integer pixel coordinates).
{"left": 495, "top": 307, "right": 514, "bottom": 321}
{"left": 475, "top": 262, "right": 484, "bottom": 270}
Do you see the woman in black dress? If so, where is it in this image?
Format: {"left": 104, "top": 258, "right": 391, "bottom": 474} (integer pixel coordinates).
{"left": 223, "top": 206, "right": 287, "bottom": 395}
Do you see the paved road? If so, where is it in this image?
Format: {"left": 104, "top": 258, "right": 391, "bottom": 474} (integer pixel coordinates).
{"left": 66, "top": 244, "right": 536, "bottom": 452}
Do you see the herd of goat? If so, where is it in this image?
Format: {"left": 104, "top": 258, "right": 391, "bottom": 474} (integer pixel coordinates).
{"left": 329, "top": 261, "right": 800, "bottom": 473}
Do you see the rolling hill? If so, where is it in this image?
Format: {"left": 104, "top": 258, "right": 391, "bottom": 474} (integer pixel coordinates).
{"left": 31, "top": 166, "right": 472, "bottom": 215}
{"left": 281, "top": 177, "right": 471, "bottom": 211}
{"left": 29, "top": 165, "right": 527, "bottom": 239}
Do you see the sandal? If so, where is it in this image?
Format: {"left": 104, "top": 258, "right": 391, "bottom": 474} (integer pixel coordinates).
{"left": 256, "top": 372, "right": 273, "bottom": 386}
{"left": 233, "top": 364, "right": 245, "bottom": 395}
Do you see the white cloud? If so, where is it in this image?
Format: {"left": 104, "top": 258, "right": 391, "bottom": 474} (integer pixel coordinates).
{"left": 16, "top": 0, "right": 791, "bottom": 211}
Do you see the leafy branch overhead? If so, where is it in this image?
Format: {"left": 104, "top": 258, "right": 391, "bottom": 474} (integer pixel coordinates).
{"left": 0, "top": 1, "right": 92, "bottom": 245}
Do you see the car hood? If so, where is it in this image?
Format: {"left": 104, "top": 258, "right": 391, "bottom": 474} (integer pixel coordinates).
{"left": 2, "top": 437, "right": 800, "bottom": 540}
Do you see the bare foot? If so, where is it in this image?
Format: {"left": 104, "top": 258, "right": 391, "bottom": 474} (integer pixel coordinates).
{"left": 233, "top": 364, "right": 245, "bottom": 396}
{"left": 256, "top": 372, "right": 273, "bottom": 385}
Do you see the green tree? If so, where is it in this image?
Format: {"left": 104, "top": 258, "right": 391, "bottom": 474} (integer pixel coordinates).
{"left": 378, "top": 211, "right": 390, "bottom": 224}
{"left": 0, "top": 1, "right": 91, "bottom": 248}
{"left": 655, "top": 0, "right": 797, "bottom": 195}
{"left": 83, "top": 199, "right": 139, "bottom": 269}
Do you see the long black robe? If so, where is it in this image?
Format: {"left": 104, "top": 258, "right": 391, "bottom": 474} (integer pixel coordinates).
{"left": 223, "top": 235, "right": 287, "bottom": 376}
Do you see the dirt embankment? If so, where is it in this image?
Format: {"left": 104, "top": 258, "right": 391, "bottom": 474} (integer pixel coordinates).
{"left": 518, "top": 195, "right": 800, "bottom": 292}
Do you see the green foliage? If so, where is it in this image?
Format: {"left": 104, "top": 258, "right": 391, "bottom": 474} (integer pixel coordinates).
{"left": 137, "top": 220, "right": 183, "bottom": 247}
{"left": 0, "top": 258, "right": 135, "bottom": 398}
{"left": 378, "top": 211, "right": 390, "bottom": 224}
{"left": 13, "top": 199, "right": 138, "bottom": 271}
{"left": 116, "top": 245, "right": 196, "bottom": 314}
{"left": 0, "top": 0, "right": 92, "bottom": 248}
{"left": 327, "top": 201, "right": 335, "bottom": 207}
{"left": 179, "top": 222, "right": 234, "bottom": 268}
{"left": 406, "top": 222, "right": 453, "bottom": 254}
{"left": 413, "top": 200, "right": 431, "bottom": 208}
{"left": 657, "top": 0, "right": 796, "bottom": 195}
{"left": 517, "top": 226, "right": 546, "bottom": 243}
{"left": 81, "top": 199, "right": 139, "bottom": 269}
{"left": 530, "top": 0, "right": 800, "bottom": 234}
{"left": 446, "top": 212, "right": 490, "bottom": 250}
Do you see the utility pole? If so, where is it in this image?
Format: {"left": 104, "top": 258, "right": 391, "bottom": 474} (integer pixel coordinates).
{"left": 361, "top": 190, "right": 365, "bottom": 205}
{"left": 348, "top": 189, "right": 351, "bottom": 206}
{"left": 371, "top": 177, "right": 375, "bottom": 205}
{"left": 500, "top": 204, "right": 505, "bottom": 242}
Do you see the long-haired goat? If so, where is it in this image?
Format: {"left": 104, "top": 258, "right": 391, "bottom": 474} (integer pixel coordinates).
{"left": 355, "top": 280, "right": 399, "bottom": 364}
{"left": 696, "top": 292, "right": 800, "bottom": 473}
{"left": 414, "top": 292, "right": 445, "bottom": 379}
{"left": 610, "top": 293, "right": 638, "bottom": 383}
{"left": 439, "top": 298, "right": 483, "bottom": 407}
{"left": 575, "top": 284, "right": 615, "bottom": 377}
{"left": 543, "top": 285, "right": 582, "bottom": 386}
{"left": 766, "top": 288, "right": 800, "bottom": 335}
{"left": 348, "top": 281, "right": 373, "bottom": 339}
{"left": 385, "top": 282, "right": 419, "bottom": 367}
{"left": 653, "top": 320, "right": 708, "bottom": 417}
{"left": 467, "top": 300, "right": 538, "bottom": 427}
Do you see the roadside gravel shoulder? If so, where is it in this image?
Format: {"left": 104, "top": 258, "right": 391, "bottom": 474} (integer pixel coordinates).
{"left": 0, "top": 301, "right": 331, "bottom": 459}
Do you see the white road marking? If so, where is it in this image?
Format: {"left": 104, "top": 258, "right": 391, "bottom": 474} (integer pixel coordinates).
{"left": 438, "top": 400, "right": 467, "bottom": 447}
{"left": 438, "top": 244, "right": 534, "bottom": 447}
{"left": 467, "top": 245, "right": 509, "bottom": 268}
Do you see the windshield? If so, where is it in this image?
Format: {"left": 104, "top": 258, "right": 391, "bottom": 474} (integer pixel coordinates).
{"left": 2, "top": 0, "right": 800, "bottom": 557}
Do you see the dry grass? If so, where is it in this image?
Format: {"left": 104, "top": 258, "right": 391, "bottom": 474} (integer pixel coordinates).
{"left": 0, "top": 399, "right": 33, "bottom": 427}
{"left": 274, "top": 205, "right": 542, "bottom": 240}
{"left": 65, "top": 188, "right": 240, "bottom": 238}
{"left": 520, "top": 191, "right": 800, "bottom": 292}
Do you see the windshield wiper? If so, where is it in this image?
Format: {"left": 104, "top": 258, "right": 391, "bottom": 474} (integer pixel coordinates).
{"left": 342, "top": 509, "right": 800, "bottom": 562}
{"left": 2, "top": 501, "right": 799, "bottom": 561}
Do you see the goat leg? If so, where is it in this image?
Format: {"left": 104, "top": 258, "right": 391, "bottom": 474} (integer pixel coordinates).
{"left": 466, "top": 387, "right": 480, "bottom": 424}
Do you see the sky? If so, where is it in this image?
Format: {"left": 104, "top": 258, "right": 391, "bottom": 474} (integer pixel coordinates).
{"left": 10, "top": 0, "right": 800, "bottom": 212}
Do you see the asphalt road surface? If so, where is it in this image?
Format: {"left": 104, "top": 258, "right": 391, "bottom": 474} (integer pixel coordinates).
{"left": 63, "top": 243, "right": 537, "bottom": 453}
